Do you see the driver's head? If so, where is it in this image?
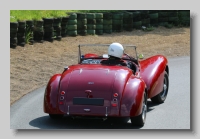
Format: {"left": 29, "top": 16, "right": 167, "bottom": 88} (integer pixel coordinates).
{"left": 108, "top": 43, "right": 124, "bottom": 59}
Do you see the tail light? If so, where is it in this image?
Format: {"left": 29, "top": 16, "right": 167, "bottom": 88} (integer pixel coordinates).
{"left": 112, "top": 94, "right": 119, "bottom": 107}
{"left": 60, "top": 91, "right": 65, "bottom": 95}
{"left": 59, "top": 91, "right": 65, "bottom": 105}
{"left": 113, "top": 93, "right": 118, "bottom": 97}
{"left": 59, "top": 101, "right": 64, "bottom": 105}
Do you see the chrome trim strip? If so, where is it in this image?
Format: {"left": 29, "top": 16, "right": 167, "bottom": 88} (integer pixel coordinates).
{"left": 67, "top": 105, "right": 69, "bottom": 115}
{"left": 105, "top": 107, "right": 108, "bottom": 117}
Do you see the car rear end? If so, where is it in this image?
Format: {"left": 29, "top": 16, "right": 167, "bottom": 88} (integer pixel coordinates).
{"left": 57, "top": 65, "right": 131, "bottom": 118}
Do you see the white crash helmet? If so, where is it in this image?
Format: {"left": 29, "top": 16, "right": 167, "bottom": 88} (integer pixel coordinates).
{"left": 108, "top": 43, "right": 124, "bottom": 58}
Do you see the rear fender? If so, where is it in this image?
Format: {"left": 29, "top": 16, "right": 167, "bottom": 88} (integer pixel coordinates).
{"left": 139, "top": 55, "right": 168, "bottom": 98}
{"left": 120, "top": 76, "right": 146, "bottom": 117}
{"left": 43, "top": 74, "right": 63, "bottom": 114}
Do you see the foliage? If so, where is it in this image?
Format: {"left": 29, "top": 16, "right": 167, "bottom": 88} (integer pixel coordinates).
{"left": 10, "top": 10, "right": 121, "bottom": 21}
{"left": 25, "top": 26, "right": 33, "bottom": 44}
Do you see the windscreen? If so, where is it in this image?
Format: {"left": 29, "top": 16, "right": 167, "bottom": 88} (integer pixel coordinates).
{"left": 79, "top": 44, "right": 137, "bottom": 59}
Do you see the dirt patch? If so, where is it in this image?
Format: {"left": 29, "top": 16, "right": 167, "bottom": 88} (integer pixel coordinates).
{"left": 10, "top": 26, "right": 190, "bottom": 105}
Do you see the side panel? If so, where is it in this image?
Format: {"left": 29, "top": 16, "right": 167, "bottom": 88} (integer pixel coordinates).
{"left": 120, "top": 76, "right": 146, "bottom": 117}
{"left": 43, "top": 74, "right": 63, "bottom": 114}
{"left": 139, "top": 55, "right": 168, "bottom": 98}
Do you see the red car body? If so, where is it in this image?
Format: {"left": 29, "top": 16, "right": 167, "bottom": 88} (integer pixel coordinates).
{"left": 43, "top": 44, "right": 169, "bottom": 126}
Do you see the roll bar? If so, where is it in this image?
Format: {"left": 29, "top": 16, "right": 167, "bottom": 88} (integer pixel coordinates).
{"left": 78, "top": 44, "right": 138, "bottom": 64}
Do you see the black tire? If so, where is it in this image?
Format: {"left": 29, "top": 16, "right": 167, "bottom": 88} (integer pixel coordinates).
{"left": 123, "top": 12, "right": 133, "bottom": 18}
{"left": 10, "top": 22, "right": 18, "bottom": 28}
{"left": 10, "top": 32, "right": 17, "bottom": 38}
{"left": 95, "top": 25, "right": 103, "bottom": 30}
{"left": 67, "top": 19, "right": 77, "bottom": 25}
{"left": 61, "top": 23, "right": 67, "bottom": 28}
{"left": 87, "top": 29, "right": 95, "bottom": 35}
{"left": 67, "top": 30, "right": 77, "bottom": 36}
{"left": 17, "top": 27, "right": 26, "bottom": 32}
{"left": 86, "top": 13, "right": 96, "bottom": 19}
{"left": 77, "top": 25, "right": 87, "bottom": 30}
{"left": 18, "top": 21, "right": 26, "bottom": 28}
{"left": 10, "top": 28, "right": 18, "bottom": 33}
{"left": 10, "top": 44, "right": 17, "bottom": 49}
{"left": 49, "top": 114, "right": 64, "bottom": 119}
{"left": 77, "top": 30, "right": 87, "bottom": 36}
{"left": 53, "top": 22, "right": 61, "bottom": 27}
{"left": 10, "top": 37, "right": 17, "bottom": 43}
{"left": 34, "top": 27, "right": 44, "bottom": 32}
{"left": 43, "top": 18, "right": 54, "bottom": 24}
{"left": 158, "top": 11, "right": 169, "bottom": 17}
{"left": 141, "top": 18, "right": 150, "bottom": 26}
{"left": 158, "top": 17, "right": 169, "bottom": 22}
{"left": 87, "top": 19, "right": 96, "bottom": 24}
{"left": 87, "top": 25, "right": 96, "bottom": 30}
{"left": 18, "top": 42, "right": 26, "bottom": 47}
{"left": 77, "top": 19, "right": 87, "bottom": 25}
{"left": 103, "top": 12, "right": 112, "bottom": 19}
{"left": 103, "top": 19, "right": 112, "bottom": 25}
{"left": 123, "top": 24, "right": 133, "bottom": 31}
{"left": 149, "top": 10, "right": 159, "bottom": 14}
{"left": 112, "top": 19, "right": 123, "bottom": 25}
{"left": 69, "top": 13, "right": 77, "bottom": 20}
{"left": 61, "top": 16, "right": 69, "bottom": 22}
{"left": 140, "top": 10, "right": 149, "bottom": 18}
{"left": 54, "top": 31, "right": 61, "bottom": 36}
{"left": 132, "top": 11, "right": 141, "bottom": 21}
{"left": 149, "top": 13, "right": 158, "bottom": 19}
{"left": 123, "top": 18, "right": 133, "bottom": 24}
{"left": 26, "top": 20, "right": 34, "bottom": 26}
{"left": 130, "top": 91, "right": 147, "bottom": 127}
{"left": 96, "top": 19, "right": 103, "bottom": 24}
{"left": 55, "top": 36, "right": 62, "bottom": 41}
{"left": 95, "top": 29, "right": 103, "bottom": 35}
{"left": 44, "top": 27, "right": 54, "bottom": 32}
{"left": 112, "top": 24, "right": 123, "bottom": 30}
{"left": 168, "top": 11, "right": 178, "bottom": 17}
{"left": 133, "top": 21, "right": 142, "bottom": 29}
{"left": 112, "top": 13, "right": 123, "bottom": 20}
{"left": 77, "top": 13, "right": 86, "bottom": 19}
{"left": 151, "top": 71, "right": 169, "bottom": 104}
{"left": 67, "top": 25, "right": 77, "bottom": 30}
{"left": 17, "top": 32, "right": 25, "bottom": 38}
{"left": 103, "top": 29, "right": 112, "bottom": 34}
{"left": 168, "top": 17, "right": 178, "bottom": 22}
{"left": 178, "top": 10, "right": 190, "bottom": 17}
{"left": 103, "top": 24, "right": 112, "bottom": 30}
{"left": 34, "top": 20, "right": 44, "bottom": 27}
{"left": 43, "top": 23, "right": 53, "bottom": 28}
{"left": 54, "top": 26, "right": 61, "bottom": 31}
{"left": 95, "top": 13, "right": 103, "bottom": 19}
{"left": 54, "top": 17, "right": 62, "bottom": 23}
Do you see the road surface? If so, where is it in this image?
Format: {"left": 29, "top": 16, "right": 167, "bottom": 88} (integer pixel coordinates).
{"left": 10, "top": 56, "right": 190, "bottom": 129}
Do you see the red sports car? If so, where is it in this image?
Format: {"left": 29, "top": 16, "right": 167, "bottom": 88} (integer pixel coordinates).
{"left": 43, "top": 44, "right": 169, "bottom": 126}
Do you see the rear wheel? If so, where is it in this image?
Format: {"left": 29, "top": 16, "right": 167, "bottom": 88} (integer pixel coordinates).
{"left": 49, "top": 114, "right": 64, "bottom": 119}
{"left": 151, "top": 71, "right": 169, "bottom": 104}
{"left": 130, "top": 91, "right": 147, "bottom": 126}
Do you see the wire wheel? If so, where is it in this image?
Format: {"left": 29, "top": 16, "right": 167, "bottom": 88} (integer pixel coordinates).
{"left": 151, "top": 71, "right": 169, "bottom": 104}
{"left": 130, "top": 91, "right": 147, "bottom": 127}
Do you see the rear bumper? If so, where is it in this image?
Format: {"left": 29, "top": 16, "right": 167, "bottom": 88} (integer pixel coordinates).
{"left": 61, "top": 104, "right": 121, "bottom": 117}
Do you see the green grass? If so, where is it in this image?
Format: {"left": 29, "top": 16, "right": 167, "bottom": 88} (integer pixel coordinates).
{"left": 10, "top": 10, "right": 122, "bottom": 22}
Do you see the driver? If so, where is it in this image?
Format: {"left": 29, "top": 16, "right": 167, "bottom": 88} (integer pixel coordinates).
{"left": 101, "top": 43, "right": 128, "bottom": 67}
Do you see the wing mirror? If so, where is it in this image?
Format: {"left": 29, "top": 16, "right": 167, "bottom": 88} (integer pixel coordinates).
{"left": 138, "top": 54, "right": 144, "bottom": 59}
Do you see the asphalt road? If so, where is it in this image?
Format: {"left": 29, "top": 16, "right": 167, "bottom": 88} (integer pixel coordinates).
{"left": 10, "top": 56, "right": 190, "bottom": 129}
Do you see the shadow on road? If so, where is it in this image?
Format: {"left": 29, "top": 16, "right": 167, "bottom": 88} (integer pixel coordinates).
{"left": 147, "top": 100, "right": 161, "bottom": 113}
{"left": 29, "top": 116, "right": 143, "bottom": 129}
{"left": 29, "top": 100, "right": 160, "bottom": 129}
